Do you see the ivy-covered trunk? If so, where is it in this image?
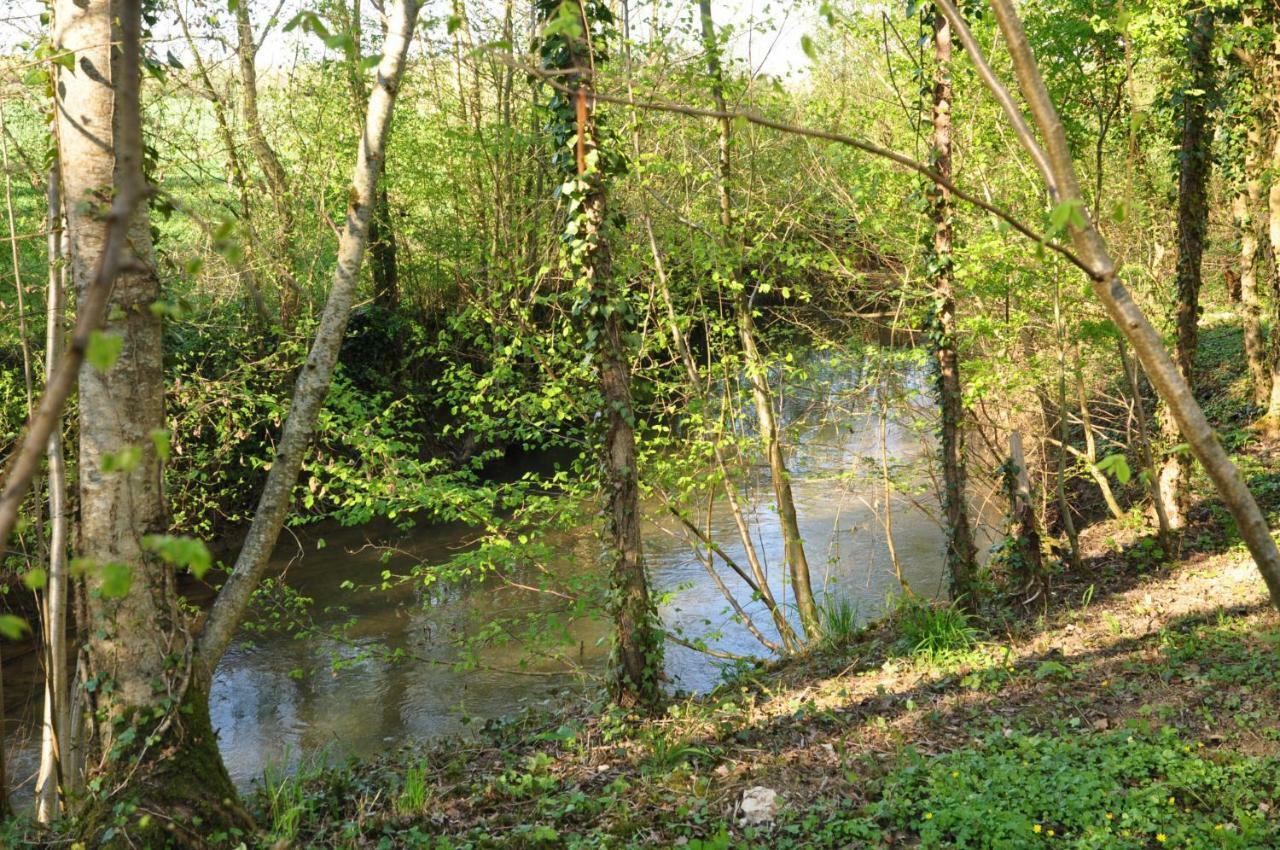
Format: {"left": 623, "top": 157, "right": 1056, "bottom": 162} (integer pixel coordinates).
{"left": 928, "top": 8, "right": 979, "bottom": 604}
{"left": 1160, "top": 7, "right": 1215, "bottom": 523}
{"left": 539, "top": 0, "right": 663, "bottom": 707}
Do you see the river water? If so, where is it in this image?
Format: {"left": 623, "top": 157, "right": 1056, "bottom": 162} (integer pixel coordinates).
{"left": 8, "top": 352, "right": 980, "bottom": 798}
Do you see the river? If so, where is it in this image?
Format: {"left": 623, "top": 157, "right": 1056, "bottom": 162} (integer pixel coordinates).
{"left": 7, "top": 351, "right": 986, "bottom": 799}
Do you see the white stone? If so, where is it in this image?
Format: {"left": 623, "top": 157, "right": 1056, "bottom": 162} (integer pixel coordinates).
{"left": 739, "top": 786, "right": 781, "bottom": 825}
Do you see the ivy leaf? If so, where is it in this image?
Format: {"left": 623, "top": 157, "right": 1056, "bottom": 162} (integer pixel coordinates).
{"left": 87, "top": 330, "right": 124, "bottom": 372}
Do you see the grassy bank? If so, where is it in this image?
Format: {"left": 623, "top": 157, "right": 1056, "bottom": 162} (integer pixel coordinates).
{"left": 232, "top": 514, "right": 1280, "bottom": 848}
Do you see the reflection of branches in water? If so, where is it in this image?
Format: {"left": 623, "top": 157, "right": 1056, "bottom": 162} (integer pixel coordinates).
{"left": 249, "top": 576, "right": 598, "bottom": 682}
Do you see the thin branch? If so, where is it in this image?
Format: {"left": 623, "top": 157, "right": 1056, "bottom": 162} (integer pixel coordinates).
{"left": 513, "top": 57, "right": 1096, "bottom": 278}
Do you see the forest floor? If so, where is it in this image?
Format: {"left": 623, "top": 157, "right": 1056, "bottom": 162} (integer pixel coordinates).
{"left": 244, "top": 319, "right": 1280, "bottom": 849}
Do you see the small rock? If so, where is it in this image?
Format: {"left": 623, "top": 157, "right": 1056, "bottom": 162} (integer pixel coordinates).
{"left": 596, "top": 763, "right": 610, "bottom": 773}
{"left": 1092, "top": 717, "right": 1110, "bottom": 731}
{"left": 739, "top": 786, "right": 781, "bottom": 825}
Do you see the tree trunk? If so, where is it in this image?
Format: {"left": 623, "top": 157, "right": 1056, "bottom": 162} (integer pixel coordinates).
{"left": 699, "top": 0, "right": 821, "bottom": 639}
{"left": 339, "top": 0, "right": 400, "bottom": 311}
{"left": 235, "top": 0, "right": 298, "bottom": 326}
{"left": 198, "top": 0, "right": 421, "bottom": 669}
{"left": 35, "top": 160, "right": 71, "bottom": 823}
{"left": 1159, "top": 8, "right": 1215, "bottom": 527}
{"left": 54, "top": 0, "right": 246, "bottom": 839}
{"left": 52, "top": 1, "right": 420, "bottom": 842}
{"left": 929, "top": 8, "right": 980, "bottom": 604}
{"left": 1266, "top": 23, "right": 1280, "bottom": 435}
{"left": 1236, "top": 94, "right": 1267, "bottom": 406}
{"left": 533, "top": 0, "right": 664, "bottom": 705}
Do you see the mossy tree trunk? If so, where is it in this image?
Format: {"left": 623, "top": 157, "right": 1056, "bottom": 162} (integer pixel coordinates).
{"left": 1159, "top": 8, "right": 1215, "bottom": 525}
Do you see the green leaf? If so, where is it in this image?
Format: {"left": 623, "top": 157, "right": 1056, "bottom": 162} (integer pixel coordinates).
{"left": 87, "top": 330, "right": 124, "bottom": 371}
{"left": 800, "top": 34, "right": 817, "bottom": 61}
{"left": 23, "top": 568, "right": 48, "bottom": 591}
{"left": 150, "top": 428, "right": 171, "bottom": 463}
{"left": 1097, "top": 453, "right": 1131, "bottom": 485}
{"left": 100, "top": 562, "right": 133, "bottom": 598}
{"left": 101, "top": 445, "right": 143, "bottom": 474}
{"left": 142, "top": 534, "right": 213, "bottom": 579}
{"left": 0, "top": 615, "right": 30, "bottom": 640}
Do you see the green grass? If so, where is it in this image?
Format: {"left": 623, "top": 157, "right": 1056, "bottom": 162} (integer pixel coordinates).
{"left": 895, "top": 596, "right": 979, "bottom": 662}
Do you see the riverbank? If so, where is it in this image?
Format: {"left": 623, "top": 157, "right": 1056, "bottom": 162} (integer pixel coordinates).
{"left": 218, "top": 486, "right": 1280, "bottom": 848}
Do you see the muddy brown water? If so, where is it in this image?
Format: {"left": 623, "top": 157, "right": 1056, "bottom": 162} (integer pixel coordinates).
{"left": 6, "top": 357, "right": 992, "bottom": 801}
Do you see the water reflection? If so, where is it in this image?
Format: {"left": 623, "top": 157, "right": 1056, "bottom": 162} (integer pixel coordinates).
{"left": 10, "top": 352, "right": 986, "bottom": 796}
{"left": 211, "top": 354, "right": 962, "bottom": 785}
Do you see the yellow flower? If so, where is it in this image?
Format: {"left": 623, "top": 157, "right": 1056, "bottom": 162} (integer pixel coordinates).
{"left": 1105, "top": 813, "right": 1114, "bottom": 821}
{"left": 1156, "top": 834, "right": 1167, "bottom": 843}
{"left": 1034, "top": 824, "right": 1042, "bottom": 834}
{"left": 951, "top": 771, "right": 959, "bottom": 778}
{"left": 1167, "top": 796, "right": 1175, "bottom": 805}
{"left": 1047, "top": 829, "right": 1055, "bottom": 837}
{"left": 923, "top": 812, "right": 933, "bottom": 821}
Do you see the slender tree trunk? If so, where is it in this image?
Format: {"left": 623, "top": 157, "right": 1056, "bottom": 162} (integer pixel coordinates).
{"left": 235, "top": 0, "right": 290, "bottom": 216}
{"left": 174, "top": 0, "right": 271, "bottom": 329}
{"left": 929, "top": 8, "right": 979, "bottom": 603}
{"left": 1008, "top": 431, "right": 1044, "bottom": 605}
{"left": 35, "top": 161, "right": 71, "bottom": 823}
{"left": 1159, "top": 8, "right": 1215, "bottom": 525}
{"left": 0, "top": 651, "right": 9, "bottom": 819}
{"left": 339, "top": 0, "right": 400, "bottom": 310}
{"left": 235, "top": 0, "right": 298, "bottom": 326}
{"left": 1236, "top": 94, "right": 1267, "bottom": 406}
{"left": 198, "top": 0, "right": 421, "bottom": 669}
{"left": 1053, "top": 279, "right": 1082, "bottom": 571}
{"left": 556, "top": 5, "right": 663, "bottom": 705}
{"left": 1266, "top": 23, "right": 1280, "bottom": 434}
{"left": 699, "top": 0, "right": 821, "bottom": 638}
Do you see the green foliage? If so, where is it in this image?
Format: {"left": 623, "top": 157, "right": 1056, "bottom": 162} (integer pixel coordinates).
{"left": 878, "top": 728, "right": 1280, "bottom": 848}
